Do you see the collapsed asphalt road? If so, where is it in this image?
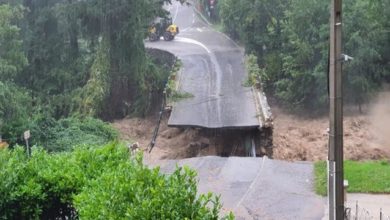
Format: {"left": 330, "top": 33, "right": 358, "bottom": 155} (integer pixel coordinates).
{"left": 146, "top": 2, "right": 261, "bottom": 128}
{"left": 147, "top": 156, "right": 325, "bottom": 220}
{"left": 144, "top": 2, "right": 325, "bottom": 219}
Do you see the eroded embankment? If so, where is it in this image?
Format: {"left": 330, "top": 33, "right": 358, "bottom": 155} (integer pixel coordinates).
{"left": 272, "top": 91, "right": 390, "bottom": 161}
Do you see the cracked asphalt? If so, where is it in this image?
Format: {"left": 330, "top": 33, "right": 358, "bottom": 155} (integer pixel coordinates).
{"left": 145, "top": 2, "right": 325, "bottom": 219}
{"left": 149, "top": 156, "right": 325, "bottom": 219}
{"left": 145, "top": 2, "right": 259, "bottom": 128}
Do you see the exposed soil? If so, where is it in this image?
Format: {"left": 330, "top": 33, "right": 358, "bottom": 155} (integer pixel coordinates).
{"left": 273, "top": 91, "right": 390, "bottom": 161}
{"left": 112, "top": 92, "right": 390, "bottom": 162}
{"left": 112, "top": 113, "right": 217, "bottom": 163}
{"left": 112, "top": 112, "right": 262, "bottom": 163}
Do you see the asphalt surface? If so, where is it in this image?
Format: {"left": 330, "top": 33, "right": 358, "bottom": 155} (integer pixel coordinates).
{"left": 145, "top": 3, "right": 326, "bottom": 219}
{"left": 148, "top": 156, "right": 325, "bottom": 220}
{"left": 145, "top": 2, "right": 259, "bottom": 128}
{"left": 144, "top": 4, "right": 388, "bottom": 220}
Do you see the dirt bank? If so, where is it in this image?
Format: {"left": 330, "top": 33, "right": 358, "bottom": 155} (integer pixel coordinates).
{"left": 112, "top": 113, "right": 262, "bottom": 162}
{"left": 112, "top": 113, "right": 217, "bottom": 163}
{"left": 273, "top": 92, "right": 390, "bottom": 161}
{"left": 112, "top": 92, "right": 390, "bottom": 162}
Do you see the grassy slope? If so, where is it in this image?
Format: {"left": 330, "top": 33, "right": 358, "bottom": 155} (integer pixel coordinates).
{"left": 314, "top": 160, "right": 390, "bottom": 196}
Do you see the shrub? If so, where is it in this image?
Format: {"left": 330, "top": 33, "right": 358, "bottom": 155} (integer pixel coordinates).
{"left": 244, "top": 54, "right": 266, "bottom": 87}
{"left": 0, "top": 144, "right": 232, "bottom": 219}
{"left": 30, "top": 116, "right": 118, "bottom": 152}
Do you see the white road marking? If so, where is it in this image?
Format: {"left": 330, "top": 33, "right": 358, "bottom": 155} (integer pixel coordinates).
{"left": 234, "top": 156, "right": 267, "bottom": 210}
{"left": 196, "top": 28, "right": 203, "bottom": 32}
{"left": 175, "top": 37, "right": 211, "bottom": 54}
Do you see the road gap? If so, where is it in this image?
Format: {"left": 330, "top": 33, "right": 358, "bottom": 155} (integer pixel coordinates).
{"left": 168, "top": 126, "right": 273, "bottom": 158}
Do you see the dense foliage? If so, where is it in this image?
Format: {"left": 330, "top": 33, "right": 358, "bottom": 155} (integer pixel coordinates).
{"left": 244, "top": 54, "right": 265, "bottom": 87}
{"left": 0, "top": 4, "right": 27, "bottom": 82}
{"left": 30, "top": 117, "right": 118, "bottom": 152}
{"left": 218, "top": 0, "right": 390, "bottom": 111}
{"left": 0, "top": 144, "right": 230, "bottom": 219}
{"left": 0, "top": 2, "right": 229, "bottom": 219}
{"left": 0, "top": 0, "right": 178, "bottom": 147}
{"left": 9, "top": 0, "right": 172, "bottom": 119}
{"left": 0, "top": 82, "right": 30, "bottom": 145}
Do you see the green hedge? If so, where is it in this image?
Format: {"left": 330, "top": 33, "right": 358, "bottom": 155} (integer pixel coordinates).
{"left": 0, "top": 144, "right": 233, "bottom": 219}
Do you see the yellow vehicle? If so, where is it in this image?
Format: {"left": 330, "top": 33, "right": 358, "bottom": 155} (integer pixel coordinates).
{"left": 148, "top": 17, "right": 179, "bottom": 41}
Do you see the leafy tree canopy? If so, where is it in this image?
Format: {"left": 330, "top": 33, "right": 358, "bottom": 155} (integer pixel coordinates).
{"left": 218, "top": 0, "right": 390, "bottom": 111}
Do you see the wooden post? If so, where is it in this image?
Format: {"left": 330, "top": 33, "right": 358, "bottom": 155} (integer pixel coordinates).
{"left": 328, "top": 0, "right": 344, "bottom": 219}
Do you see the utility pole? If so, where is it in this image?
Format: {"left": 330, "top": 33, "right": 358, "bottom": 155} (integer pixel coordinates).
{"left": 328, "top": 0, "right": 344, "bottom": 219}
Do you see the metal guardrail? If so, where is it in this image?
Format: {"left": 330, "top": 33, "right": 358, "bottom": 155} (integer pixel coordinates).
{"left": 345, "top": 201, "right": 390, "bottom": 220}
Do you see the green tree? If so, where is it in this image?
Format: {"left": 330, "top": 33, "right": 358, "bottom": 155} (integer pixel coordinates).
{"left": 0, "top": 4, "right": 30, "bottom": 144}
{"left": 0, "top": 82, "right": 31, "bottom": 145}
{"left": 0, "top": 0, "right": 184, "bottom": 148}
{"left": 219, "top": 0, "right": 389, "bottom": 112}
{"left": 0, "top": 4, "right": 27, "bottom": 82}
{"left": 73, "top": 0, "right": 177, "bottom": 118}
{"left": 1, "top": 0, "right": 178, "bottom": 120}
{"left": 219, "top": 0, "right": 247, "bottom": 40}
{"left": 276, "top": 0, "right": 329, "bottom": 110}
{"left": 219, "top": 0, "right": 289, "bottom": 97}
{"left": 343, "top": 0, "right": 390, "bottom": 111}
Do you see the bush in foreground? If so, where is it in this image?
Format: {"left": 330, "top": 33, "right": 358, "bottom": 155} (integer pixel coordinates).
{"left": 0, "top": 144, "right": 233, "bottom": 219}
